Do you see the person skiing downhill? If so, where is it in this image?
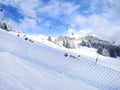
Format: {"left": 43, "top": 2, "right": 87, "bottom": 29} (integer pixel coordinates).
{"left": 17, "top": 33, "right": 20, "bottom": 37}
{"left": 64, "top": 53, "right": 68, "bottom": 57}
{"left": 23, "top": 35, "right": 28, "bottom": 40}
{"left": 17, "top": 29, "right": 21, "bottom": 37}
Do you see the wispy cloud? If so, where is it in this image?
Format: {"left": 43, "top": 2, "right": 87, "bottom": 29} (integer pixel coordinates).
{"left": 65, "top": 0, "right": 120, "bottom": 41}
{"left": 0, "top": 0, "right": 120, "bottom": 40}
{"left": 1, "top": 0, "right": 40, "bottom": 17}
{"left": 38, "top": 0, "right": 80, "bottom": 18}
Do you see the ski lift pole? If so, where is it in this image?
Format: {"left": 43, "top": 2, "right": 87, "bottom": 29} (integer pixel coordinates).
{"left": 95, "top": 54, "right": 99, "bottom": 65}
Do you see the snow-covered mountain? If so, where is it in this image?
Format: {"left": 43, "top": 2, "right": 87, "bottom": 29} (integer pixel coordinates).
{"left": 0, "top": 29, "right": 99, "bottom": 90}
{"left": 54, "top": 34, "right": 120, "bottom": 58}
{"left": 79, "top": 35, "right": 120, "bottom": 58}
{"left": 0, "top": 20, "right": 12, "bottom": 31}
{"left": 0, "top": 23, "right": 120, "bottom": 90}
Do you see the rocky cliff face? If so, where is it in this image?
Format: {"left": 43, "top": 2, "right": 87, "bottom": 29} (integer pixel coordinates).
{"left": 54, "top": 36, "right": 75, "bottom": 49}
{"left": 80, "top": 36, "right": 120, "bottom": 58}
{"left": 54, "top": 35, "right": 120, "bottom": 58}
{"left": 0, "top": 21, "right": 12, "bottom": 31}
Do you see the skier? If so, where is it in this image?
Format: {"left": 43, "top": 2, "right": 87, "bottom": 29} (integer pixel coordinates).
{"left": 17, "top": 31, "right": 20, "bottom": 37}
{"left": 76, "top": 55, "right": 80, "bottom": 60}
{"left": 64, "top": 53, "right": 68, "bottom": 57}
{"left": 25, "top": 37, "right": 28, "bottom": 40}
{"left": 23, "top": 35, "right": 28, "bottom": 40}
{"left": 17, "top": 29, "right": 21, "bottom": 37}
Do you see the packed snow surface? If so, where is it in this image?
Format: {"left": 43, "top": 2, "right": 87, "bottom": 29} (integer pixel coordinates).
{"left": 0, "top": 29, "right": 120, "bottom": 90}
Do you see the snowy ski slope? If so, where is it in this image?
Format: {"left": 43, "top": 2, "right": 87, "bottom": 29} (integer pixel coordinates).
{"left": 0, "top": 29, "right": 120, "bottom": 90}
{"left": 0, "top": 51, "right": 99, "bottom": 90}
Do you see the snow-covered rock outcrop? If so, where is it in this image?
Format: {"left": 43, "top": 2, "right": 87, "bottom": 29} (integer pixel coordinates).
{"left": 0, "top": 20, "right": 12, "bottom": 31}
{"left": 79, "top": 35, "right": 120, "bottom": 58}
{"left": 54, "top": 36, "right": 75, "bottom": 49}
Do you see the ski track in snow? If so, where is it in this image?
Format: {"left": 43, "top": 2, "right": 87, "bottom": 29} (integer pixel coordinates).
{"left": 0, "top": 29, "right": 120, "bottom": 90}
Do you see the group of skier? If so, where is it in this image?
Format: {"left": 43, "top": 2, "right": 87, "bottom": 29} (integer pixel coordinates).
{"left": 64, "top": 52, "right": 99, "bottom": 65}
{"left": 16, "top": 31, "right": 34, "bottom": 43}
{"left": 64, "top": 53, "right": 81, "bottom": 60}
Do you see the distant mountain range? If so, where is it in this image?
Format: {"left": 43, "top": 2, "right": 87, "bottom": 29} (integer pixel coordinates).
{"left": 54, "top": 35, "right": 120, "bottom": 58}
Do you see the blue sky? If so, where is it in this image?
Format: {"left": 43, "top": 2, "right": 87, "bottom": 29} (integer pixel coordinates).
{"left": 0, "top": 0, "right": 120, "bottom": 38}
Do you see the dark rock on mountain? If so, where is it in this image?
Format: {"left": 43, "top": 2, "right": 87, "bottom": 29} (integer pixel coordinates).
{"left": 115, "top": 46, "right": 120, "bottom": 56}
{"left": 108, "top": 46, "right": 117, "bottom": 58}
{"left": 80, "top": 36, "right": 111, "bottom": 49}
{"left": 97, "top": 46, "right": 103, "bottom": 55}
{"left": 80, "top": 40, "right": 91, "bottom": 47}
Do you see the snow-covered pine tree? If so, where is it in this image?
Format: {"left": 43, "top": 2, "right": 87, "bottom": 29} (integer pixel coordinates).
{"left": 48, "top": 36, "right": 52, "bottom": 42}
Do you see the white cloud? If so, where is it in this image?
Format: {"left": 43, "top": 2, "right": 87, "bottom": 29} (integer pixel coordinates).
{"left": 27, "top": 34, "right": 47, "bottom": 42}
{"left": 38, "top": 0, "right": 80, "bottom": 18}
{"left": 0, "top": 0, "right": 120, "bottom": 42}
{"left": 17, "top": 0, "right": 39, "bottom": 17}
{"left": 0, "top": 11, "right": 4, "bottom": 19}
{"left": 0, "top": 0, "right": 43, "bottom": 33}
{"left": 69, "top": 14, "right": 87, "bottom": 28}
{"left": 1, "top": 0, "right": 81, "bottom": 33}
{"left": 0, "top": 0, "right": 40, "bottom": 17}
{"left": 76, "top": 13, "right": 120, "bottom": 41}
{"left": 87, "top": 0, "right": 120, "bottom": 41}
{"left": 64, "top": 0, "right": 120, "bottom": 42}
{"left": 6, "top": 17, "right": 41, "bottom": 34}
{"left": 19, "top": 18, "right": 38, "bottom": 30}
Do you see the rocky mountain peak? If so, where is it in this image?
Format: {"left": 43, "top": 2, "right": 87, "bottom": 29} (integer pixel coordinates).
{"left": 0, "top": 20, "right": 13, "bottom": 31}
{"left": 80, "top": 35, "right": 120, "bottom": 58}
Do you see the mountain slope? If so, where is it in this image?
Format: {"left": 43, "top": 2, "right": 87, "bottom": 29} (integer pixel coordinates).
{"left": 0, "top": 51, "right": 98, "bottom": 90}
{"left": 0, "top": 29, "right": 98, "bottom": 90}
{"left": 0, "top": 29, "right": 120, "bottom": 90}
